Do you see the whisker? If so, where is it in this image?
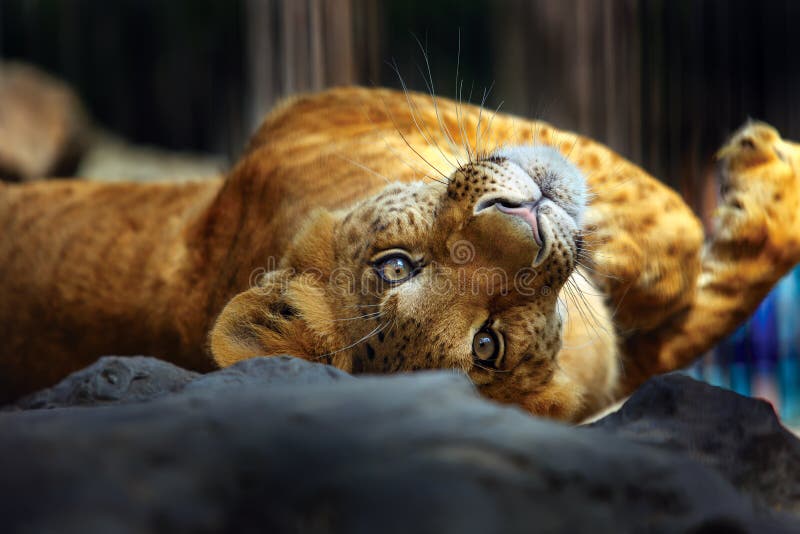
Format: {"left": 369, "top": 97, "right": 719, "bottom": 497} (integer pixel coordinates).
{"left": 456, "top": 78, "right": 472, "bottom": 162}
{"left": 357, "top": 106, "right": 438, "bottom": 182}
{"left": 466, "top": 80, "right": 477, "bottom": 161}
{"left": 563, "top": 134, "right": 580, "bottom": 162}
{"left": 333, "top": 311, "right": 383, "bottom": 322}
{"left": 575, "top": 257, "right": 619, "bottom": 281}
{"left": 475, "top": 82, "right": 495, "bottom": 159}
{"left": 389, "top": 60, "right": 453, "bottom": 181}
{"left": 606, "top": 278, "right": 635, "bottom": 327}
{"left": 567, "top": 277, "right": 605, "bottom": 330}
{"left": 378, "top": 90, "right": 450, "bottom": 185}
{"left": 413, "top": 35, "right": 463, "bottom": 166}
{"left": 562, "top": 277, "right": 611, "bottom": 343}
{"left": 316, "top": 320, "right": 391, "bottom": 360}
{"left": 382, "top": 142, "right": 434, "bottom": 181}
{"left": 511, "top": 116, "right": 524, "bottom": 148}
{"left": 559, "top": 288, "right": 605, "bottom": 350}
{"left": 472, "top": 361, "right": 511, "bottom": 374}
{"left": 409, "top": 62, "right": 460, "bottom": 170}
{"left": 335, "top": 155, "right": 392, "bottom": 184}
{"left": 479, "top": 99, "right": 505, "bottom": 158}
{"left": 569, "top": 268, "right": 609, "bottom": 296}
{"left": 415, "top": 63, "right": 461, "bottom": 164}
{"left": 454, "top": 30, "right": 474, "bottom": 163}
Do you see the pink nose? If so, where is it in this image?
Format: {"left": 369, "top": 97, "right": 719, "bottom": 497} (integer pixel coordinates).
{"left": 495, "top": 201, "right": 543, "bottom": 246}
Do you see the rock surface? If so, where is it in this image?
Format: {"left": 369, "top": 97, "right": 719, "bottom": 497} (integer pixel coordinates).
{"left": 1, "top": 356, "right": 797, "bottom": 533}
{"left": 6, "top": 355, "right": 353, "bottom": 411}
{"left": 6, "top": 356, "right": 199, "bottom": 411}
{"left": 590, "top": 374, "right": 800, "bottom": 514}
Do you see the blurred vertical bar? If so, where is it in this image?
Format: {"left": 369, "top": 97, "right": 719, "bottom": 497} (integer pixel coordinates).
{"left": 574, "top": 0, "right": 591, "bottom": 136}
{"left": 281, "top": 0, "right": 308, "bottom": 94}
{"left": 602, "top": 1, "right": 616, "bottom": 152}
{"left": 322, "top": 0, "right": 355, "bottom": 86}
{"left": 244, "top": 0, "right": 358, "bottom": 135}
{"left": 309, "top": 0, "right": 324, "bottom": 90}
{"left": 351, "top": 0, "right": 381, "bottom": 85}
{"left": 245, "top": 0, "right": 276, "bottom": 133}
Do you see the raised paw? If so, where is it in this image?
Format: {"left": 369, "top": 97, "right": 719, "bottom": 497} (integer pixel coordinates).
{"left": 618, "top": 122, "right": 800, "bottom": 393}
{"left": 713, "top": 121, "right": 800, "bottom": 266}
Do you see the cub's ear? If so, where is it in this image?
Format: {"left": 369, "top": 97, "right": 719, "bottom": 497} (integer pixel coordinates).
{"left": 209, "top": 269, "right": 346, "bottom": 369}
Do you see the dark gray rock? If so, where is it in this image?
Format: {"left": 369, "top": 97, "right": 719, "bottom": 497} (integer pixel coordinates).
{"left": 6, "top": 355, "right": 353, "bottom": 411}
{"left": 0, "top": 359, "right": 796, "bottom": 534}
{"left": 6, "top": 356, "right": 199, "bottom": 410}
{"left": 182, "top": 354, "right": 354, "bottom": 393}
{"left": 589, "top": 373, "right": 800, "bottom": 514}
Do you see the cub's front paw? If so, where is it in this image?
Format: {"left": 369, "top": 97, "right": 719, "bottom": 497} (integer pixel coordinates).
{"left": 714, "top": 121, "right": 800, "bottom": 264}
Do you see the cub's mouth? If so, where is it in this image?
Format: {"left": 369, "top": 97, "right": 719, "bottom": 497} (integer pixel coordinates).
{"left": 479, "top": 199, "right": 544, "bottom": 246}
{"left": 475, "top": 198, "right": 551, "bottom": 265}
{"left": 469, "top": 146, "right": 588, "bottom": 268}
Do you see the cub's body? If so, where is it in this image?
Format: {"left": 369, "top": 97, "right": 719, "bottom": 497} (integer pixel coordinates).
{"left": 1, "top": 88, "right": 797, "bottom": 420}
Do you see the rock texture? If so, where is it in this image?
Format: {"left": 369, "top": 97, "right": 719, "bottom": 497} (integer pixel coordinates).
{"left": 591, "top": 374, "right": 800, "bottom": 514}
{"left": 6, "top": 356, "right": 199, "bottom": 411}
{"left": 1, "top": 357, "right": 797, "bottom": 533}
{"left": 6, "top": 355, "right": 353, "bottom": 411}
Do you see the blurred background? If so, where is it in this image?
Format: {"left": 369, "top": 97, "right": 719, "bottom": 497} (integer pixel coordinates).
{"left": 2, "top": 0, "right": 800, "bottom": 419}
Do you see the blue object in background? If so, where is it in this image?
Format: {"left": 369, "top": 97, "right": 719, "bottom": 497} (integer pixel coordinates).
{"left": 776, "top": 267, "right": 800, "bottom": 423}
{"left": 749, "top": 290, "right": 780, "bottom": 411}
{"left": 724, "top": 323, "right": 752, "bottom": 398}
{"left": 697, "top": 265, "right": 800, "bottom": 425}
{"left": 704, "top": 348, "right": 728, "bottom": 389}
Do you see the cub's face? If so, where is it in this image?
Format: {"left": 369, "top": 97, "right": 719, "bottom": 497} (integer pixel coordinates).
{"left": 211, "top": 146, "right": 588, "bottom": 417}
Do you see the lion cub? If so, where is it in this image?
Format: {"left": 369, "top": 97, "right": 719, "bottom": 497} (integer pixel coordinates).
{"left": 1, "top": 88, "right": 798, "bottom": 421}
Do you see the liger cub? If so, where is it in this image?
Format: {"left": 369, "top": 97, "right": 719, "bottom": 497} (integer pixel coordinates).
{"left": 1, "top": 87, "right": 799, "bottom": 421}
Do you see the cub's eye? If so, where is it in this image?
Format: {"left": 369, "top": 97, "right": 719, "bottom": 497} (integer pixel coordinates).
{"left": 472, "top": 329, "right": 501, "bottom": 366}
{"left": 375, "top": 254, "right": 416, "bottom": 284}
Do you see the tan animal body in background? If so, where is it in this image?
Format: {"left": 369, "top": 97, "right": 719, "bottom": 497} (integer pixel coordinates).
{"left": 1, "top": 87, "right": 798, "bottom": 421}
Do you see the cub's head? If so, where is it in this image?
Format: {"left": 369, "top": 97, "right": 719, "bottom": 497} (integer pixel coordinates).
{"left": 210, "top": 145, "right": 588, "bottom": 418}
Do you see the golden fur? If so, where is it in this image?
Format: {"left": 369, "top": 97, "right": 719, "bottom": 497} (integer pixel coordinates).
{"left": 1, "top": 87, "right": 798, "bottom": 421}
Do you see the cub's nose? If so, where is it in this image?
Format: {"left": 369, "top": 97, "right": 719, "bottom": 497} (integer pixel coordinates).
{"left": 477, "top": 199, "right": 544, "bottom": 247}
{"left": 496, "top": 201, "right": 544, "bottom": 247}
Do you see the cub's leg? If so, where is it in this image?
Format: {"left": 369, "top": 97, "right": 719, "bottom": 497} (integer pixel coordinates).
{"left": 620, "top": 122, "right": 800, "bottom": 395}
